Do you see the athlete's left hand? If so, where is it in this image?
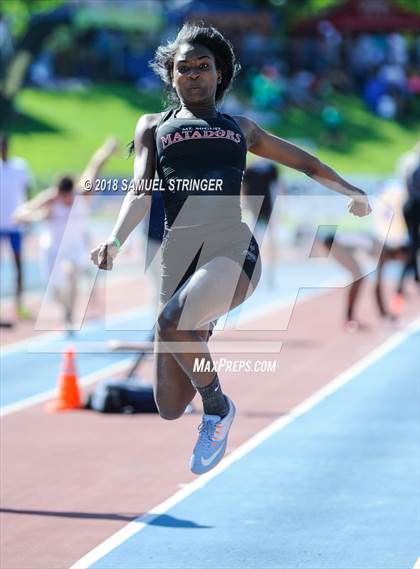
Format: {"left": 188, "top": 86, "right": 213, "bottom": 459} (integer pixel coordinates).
{"left": 348, "top": 193, "right": 371, "bottom": 217}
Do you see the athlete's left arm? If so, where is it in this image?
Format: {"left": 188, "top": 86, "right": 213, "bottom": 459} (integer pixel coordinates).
{"left": 77, "top": 137, "right": 119, "bottom": 194}
{"left": 236, "top": 116, "right": 371, "bottom": 217}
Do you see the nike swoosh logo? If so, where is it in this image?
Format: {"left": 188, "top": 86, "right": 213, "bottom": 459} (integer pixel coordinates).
{"left": 201, "top": 444, "right": 225, "bottom": 467}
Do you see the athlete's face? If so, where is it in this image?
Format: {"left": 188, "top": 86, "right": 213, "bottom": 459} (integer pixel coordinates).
{"left": 172, "top": 43, "right": 221, "bottom": 105}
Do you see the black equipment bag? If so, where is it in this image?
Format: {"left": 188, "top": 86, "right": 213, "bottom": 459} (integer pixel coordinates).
{"left": 86, "top": 379, "right": 158, "bottom": 414}
{"left": 86, "top": 331, "right": 159, "bottom": 414}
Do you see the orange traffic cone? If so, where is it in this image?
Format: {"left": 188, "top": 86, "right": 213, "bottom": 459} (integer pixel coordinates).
{"left": 389, "top": 292, "right": 404, "bottom": 318}
{"left": 45, "top": 346, "right": 82, "bottom": 412}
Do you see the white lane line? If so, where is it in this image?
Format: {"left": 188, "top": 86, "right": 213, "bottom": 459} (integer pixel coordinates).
{"left": 0, "top": 358, "right": 133, "bottom": 417}
{"left": 0, "top": 305, "right": 152, "bottom": 356}
{"left": 412, "top": 558, "right": 420, "bottom": 569}
{"left": 70, "top": 319, "right": 419, "bottom": 569}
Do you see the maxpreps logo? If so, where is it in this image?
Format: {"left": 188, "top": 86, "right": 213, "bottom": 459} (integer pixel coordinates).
{"left": 161, "top": 127, "right": 242, "bottom": 149}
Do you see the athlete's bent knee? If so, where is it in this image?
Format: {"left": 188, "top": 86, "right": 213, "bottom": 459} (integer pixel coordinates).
{"left": 157, "top": 305, "right": 181, "bottom": 341}
{"left": 156, "top": 404, "right": 185, "bottom": 421}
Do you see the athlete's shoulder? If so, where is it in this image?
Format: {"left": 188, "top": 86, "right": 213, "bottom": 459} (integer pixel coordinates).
{"left": 133, "top": 113, "right": 163, "bottom": 150}
{"left": 135, "top": 113, "right": 162, "bottom": 134}
{"left": 232, "top": 115, "right": 265, "bottom": 148}
{"left": 3, "top": 156, "right": 29, "bottom": 172}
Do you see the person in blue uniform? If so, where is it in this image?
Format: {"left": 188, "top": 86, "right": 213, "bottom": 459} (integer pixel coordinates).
{"left": 91, "top": 24, "right": 371, "bottom": 475}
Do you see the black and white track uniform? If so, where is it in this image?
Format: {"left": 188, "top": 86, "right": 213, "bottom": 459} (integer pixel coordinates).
{"left": 155, "top": 108, "right": 261, "bottom": 302}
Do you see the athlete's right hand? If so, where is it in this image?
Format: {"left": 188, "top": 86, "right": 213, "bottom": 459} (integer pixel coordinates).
{"left": 90, "top": 239, "right": 119, "bottom": 270}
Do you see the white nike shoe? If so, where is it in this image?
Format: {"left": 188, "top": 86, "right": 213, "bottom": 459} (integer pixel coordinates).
{"left": 189, "top": 396, "right": 236, "bottom": 475}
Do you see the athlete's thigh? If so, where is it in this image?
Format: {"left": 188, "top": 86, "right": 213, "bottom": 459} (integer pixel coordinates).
{"left": 175, "top": 256, "right": 255, "bottom": 331}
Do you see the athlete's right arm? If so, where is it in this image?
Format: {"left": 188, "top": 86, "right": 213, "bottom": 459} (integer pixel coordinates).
{"left": 90, "top": 113, "right": 160, "bottom": 271}
{"left": 13, "top": 187, "right": 57, "bottom": 222}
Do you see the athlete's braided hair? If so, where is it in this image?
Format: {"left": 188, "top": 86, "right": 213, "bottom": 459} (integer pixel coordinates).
{"left": 150, "top": 23, "right": 240, "bottom": 105}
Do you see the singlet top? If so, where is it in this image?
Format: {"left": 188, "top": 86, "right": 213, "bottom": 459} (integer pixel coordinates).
{"left": 0, "top": 158, "right": 30, "bottom": 230}
{"left": 40, "top": 197, "right": 89, "bottom": 252}
{"left": 155, "top": 109, "right": 247, "bottom": 229}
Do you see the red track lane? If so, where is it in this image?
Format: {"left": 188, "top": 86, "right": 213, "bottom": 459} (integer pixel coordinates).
{"left": 1, "top": 282, "right": 418, "bottom": 569}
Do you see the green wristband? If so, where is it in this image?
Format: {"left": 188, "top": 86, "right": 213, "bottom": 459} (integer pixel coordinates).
{"left": 112, "top": 237, "right": 121, "bottom": 249}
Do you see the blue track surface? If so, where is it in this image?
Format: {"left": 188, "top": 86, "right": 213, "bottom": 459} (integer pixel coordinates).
{"left": 88, "top": 330, "right": 419, "bottom": 569}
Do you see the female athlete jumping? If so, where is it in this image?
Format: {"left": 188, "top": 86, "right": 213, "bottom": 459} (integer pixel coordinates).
{"left": 91, "top": 24, "right": 371, "bottom": 475}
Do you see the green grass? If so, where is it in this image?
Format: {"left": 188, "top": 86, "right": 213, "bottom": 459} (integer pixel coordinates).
{"left": 9, "top": 83, "right": 419, "bottom": 187}
{"left": 11, "top": 84, "right": 162, "bottom": 186}
{"left": 274, "top": 93, "right": 419, "bottom": 175}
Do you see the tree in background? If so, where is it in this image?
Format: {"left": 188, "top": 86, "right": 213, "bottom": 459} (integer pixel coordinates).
{"left": 0, "top": 0, "right": 71, "bottom": 126}
{"left": 253, "top": 0, "right": 419, "bottom": 28}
